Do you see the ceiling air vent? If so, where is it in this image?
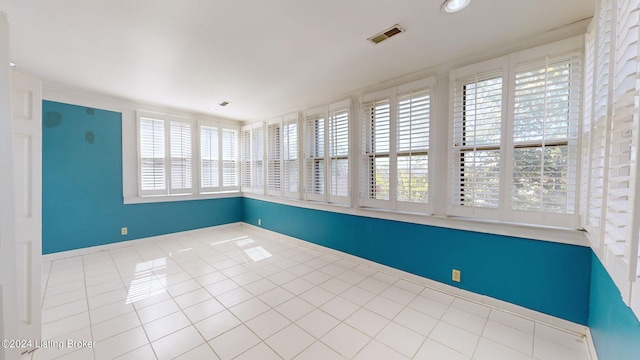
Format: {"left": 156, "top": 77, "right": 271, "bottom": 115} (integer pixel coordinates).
{"left": 368, "top": 24, "right": 405, "bottom": 45}
{"left": 218, "top": 101, "right": 229, "bottom": 107}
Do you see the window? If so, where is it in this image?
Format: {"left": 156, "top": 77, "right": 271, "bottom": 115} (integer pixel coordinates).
{"left": 449, "top": 42, "right": 582, "bottom": 227}
{"left": 199, "top": 125, "right": 239, "bottom": 192}
{"left": 451, "top": 72, "right": 502, "bottom": 211}
{"left": 139, "top": 117, "right": 167, "bottom": 195}
{"left": 264, "top": 113, "right": 299, "bottom": 198}
{"left": 512, "top": 56, "right": 580, "bottom": 214}
{"left": 240, "top": 123, "right": 265, "bottom": 194}
{"left": 282, "top": 114, "right": 299, "bottom": 197}
{"left": 304, "top": 100, "right": 350, "bottom": 204}
{"left": 240, "top": 129, "right": 252, "bottom": 190}
{"left": 362, "top": 78, "right": 433, "bottom": 212}
{"left": 304, "top": 111, "right": 325, "bottom": 200}
{"left": 329, "top": 105, "right": 350, "bottom": 200}
{"left": 138, "top": 114, "right": 194, "bottom": 196}
{"left": 253, "top": 125, "right": 264, "bottom": 192}
{"left": 200, "top": 125, "right": 219, "bottom": 190}
{"left": 267, "top": 121, "right": 282, "bottom": 194}
{"left": 221, "top": 128, "right": 239, "bottom": 190}
{"left": 137, "top": 112, "right": 239, "bottom": 197}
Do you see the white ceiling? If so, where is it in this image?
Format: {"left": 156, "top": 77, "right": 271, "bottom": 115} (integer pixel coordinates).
{"left": 1, "top": 0, "right": 595, "bottom": 121}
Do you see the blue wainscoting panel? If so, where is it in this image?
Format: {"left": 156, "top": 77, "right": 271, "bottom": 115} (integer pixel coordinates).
{"left": 242, "top": 198, "right": 591, "bottom": 325}
{"left": 42, "top": 100, "right": 242, "bottom": 254}
{"left": 589, "top": 253, "right": 640, "bottom": 360}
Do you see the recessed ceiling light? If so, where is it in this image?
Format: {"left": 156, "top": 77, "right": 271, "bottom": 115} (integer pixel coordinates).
{"left": 9, "top": 62, "right": 16, "bottom": 67}
{"left": 207, "top": 106, "right": 217, "bottom": 111}
{"left": 441, "top": 0, "right": 471, "bottom": 13}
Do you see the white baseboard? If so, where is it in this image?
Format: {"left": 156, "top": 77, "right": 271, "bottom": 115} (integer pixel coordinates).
{"left": 586, "top": 328, "right": 599, "bottom": 360}
{"left": 241, "top": 222, "right": 589, "bottom": 337}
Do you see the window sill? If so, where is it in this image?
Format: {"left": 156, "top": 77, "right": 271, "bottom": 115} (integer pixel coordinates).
{"left": 123, "top": 191, "right": 241, "bottom": 205}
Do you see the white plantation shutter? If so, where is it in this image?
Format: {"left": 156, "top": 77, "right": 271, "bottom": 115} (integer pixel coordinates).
{"left": 361, "top": 78, "right": 434, "bottom": 211}
{"left": 267, "top": 122, "right": 282, "bottom": 195}
{"left": 329, "top": 103, "right": 350, "bottom": 203}
{"left": 304, "top": 110, "right": 325, "bottom": 201}
{"left": 169, "top": 121, "right": 192, "bottom": 193}
{"left": 583, "top": 0, "right": 640, "bottom": 314}
{"left": 396, "top": 89, "right": 430, "bottom": 208}
{"left": 362, "top": 97, "right": 391, "bottom": 205}
{"left": 449, "top": 40, "right": 581, "bottom": 226}
{"left": 606, "top": 0, "right": 640, "bottom": 289}
{"left": 282, "top": 114, "right": 299, "bottom": 198}
{"left": 139, "top": 117, "right": 166, "bottom": 194}
{"left": 240, "top": 129, "right": 252, "bottom": 190}
{"left": 222, "top": 128, "right": 238, "bottom": 190}
{"left": 582, "top": 26, "right": 595, "bottom": 230}
{"left": 451, "top": 71, "right": 503, "bottom": 215}
{"left": 137, "top": 113, "right": 239, "bottom": 198}
{"left": 511, "top": 54, "right": 581, "bottom": 221}
{"left": 586, "top": 0, "right": 614, "bottom": 248}
{"left": 253, "top": 126, "right": 264, "bottom": 193}
{"left": 200, "top": 125, "right": 219, "bottom": 190}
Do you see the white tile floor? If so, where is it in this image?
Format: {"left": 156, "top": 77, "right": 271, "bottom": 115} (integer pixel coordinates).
{"left": 24, "top": 224, "right": 591, "bottom": 360}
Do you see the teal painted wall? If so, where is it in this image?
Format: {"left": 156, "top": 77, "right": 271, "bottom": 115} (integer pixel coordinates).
{"left": 242, "top": 198, "right": 591, "bottom": 325}
{"left": 589, "top": 254, "right": 640, "bottom": 360}
{"left": 42, "top": 100, "right": 242, "bottom": 254}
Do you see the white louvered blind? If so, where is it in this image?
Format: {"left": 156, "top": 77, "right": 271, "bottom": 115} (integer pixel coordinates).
{"left": 200, "top": 125, "right": 219, "bottom": 190}
{"left": 140, "top": 117, "right": 166, "bottom": 194}
{"left": 283, "top": 115, "right": 299, "bottom": 197}
{"left": 583, "top": 0, "right": 640, "bottom": 313}
{"left": 582, "top": 27, "right": 595, "bottom": 230}
{"left": 169, "top": 121, "right": 192, "bottom": 193}
{"left": 511, "top": 55, "right": 581, "bottom": 215}
{"left": 586, "top": 0, "right": 614, "bottom": 246}
{"left": 252, "top": 126, "right": 264, "bottom": 192}
{"left": 397, "top": 90, "right": 430, "bottom": 204}
{"left": 305, "top": 112, "right": 325, "bottom": 200}
{"left": 240, "top": 129, "right": 252, "bottom": 190}
{"left": 329, "top": 105, "right": 350, "bottom": 202}
{"left": 267, "top": 122, "right": 282, "bottom": 194}
{"left": 362, "top": 98, "right": 391, "bottom": 202}
{"left": 605, "top": 0, "right": 640, "bottom": 295}
{"left": 222, "top": 128, "right": 238, "bottom": 189}
{"left": 451, "top": 72, "right": 503, "bottom": 210}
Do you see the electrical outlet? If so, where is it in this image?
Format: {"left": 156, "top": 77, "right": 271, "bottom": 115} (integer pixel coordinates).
{"left": 258, "top": 219, "right": 262, "bottom": 226}
{"left": 452, "top": 269, "right": 461, "bottom": 282}
{"left": 121, "top": 227, "right": 128, "bottom": 235}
